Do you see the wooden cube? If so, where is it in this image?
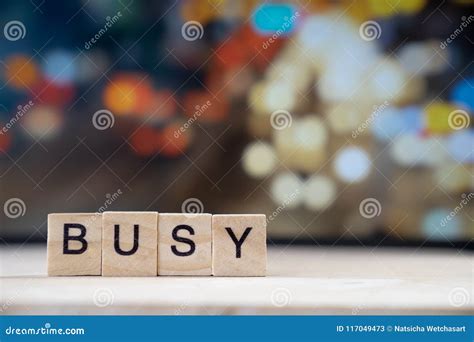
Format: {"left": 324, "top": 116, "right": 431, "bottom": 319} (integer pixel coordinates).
{"left": 47, "top": 213, "right": 102, "bottom": 276}
{"left": 212, "top": 214, "right": 267, "bottom": 276}
{"left": 157, "top": 213, "right": 212, "bottom": 276}
{"left": 102, "top": 211, "right": 158, "bottom": 276}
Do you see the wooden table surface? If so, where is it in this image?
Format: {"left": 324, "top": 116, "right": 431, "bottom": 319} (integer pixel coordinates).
{"left": 1, "top": 245, "right": 472, "bottom": 315}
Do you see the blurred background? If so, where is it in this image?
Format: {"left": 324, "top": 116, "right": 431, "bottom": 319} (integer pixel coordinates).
{"left": 0, "top": 0, "right": 472, "bottom": 248}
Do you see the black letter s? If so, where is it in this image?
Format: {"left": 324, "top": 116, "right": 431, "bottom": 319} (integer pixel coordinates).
{"left": 171, "top": 225, "right": 196, "bottom": 257}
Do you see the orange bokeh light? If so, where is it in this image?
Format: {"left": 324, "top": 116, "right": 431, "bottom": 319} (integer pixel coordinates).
{"left": 103, "top": 73, "right": 154, "bottom": 116}
{"left": 180, "top": 0, "right": 216, "bottom": 24}
{"left": 4, "top": 55, "right": 40, "bottom": 90}
{"left": 0, "top": 130, "right": 12, "bottom": 154}
{"left": 214, "top": 38, "right": 250, "bottom": 69}
{"left": 239, "top": 24, "right": 285, "bottom": 71}
{"left": 129, "top": 126, "right": 162, "bottom": 158}
{"left": 160, "top": 122, "right": 191, "bottom": 158}
{"left": 140, "top": 89, "right": 177, "bottom": 121}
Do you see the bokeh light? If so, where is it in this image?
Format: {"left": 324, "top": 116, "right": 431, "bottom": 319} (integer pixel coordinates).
{"left": 3, "top": 55, "right": 40, "bottom": 90}
{"left": 270, "top": 172, "right": 304, "bottom": 208}
{"left": 303, "top": 175, "right": 337, "bottom": 211}
{"left": 21, "top": 106, "right": 64, "bottom": 140}
{"left": 450, "top": 77, "right": 474, "bottom": 111}
{"left": 333, "top": 147, "right": 371, "bottom": 183}
{"left": 1, "top": 0, "right": 472, "bottom": 248}
{"left": 422, "top": 208, "right": 463, "bottom": 241}
{"left": 43, "top": 50, "right": 78, "bottom": 86}
{"left": 0, "top": 130, "right": 12, "bottom": 154}
{"left": 103, "top": 73, "right": 154, "bottom": 116}
{"left": 242, "top": 141, "right": 277, "bottom": 179}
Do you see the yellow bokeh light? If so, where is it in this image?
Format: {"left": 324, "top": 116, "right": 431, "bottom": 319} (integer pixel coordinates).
{"left": 424, "top": 102, "right": 461, "bottom": 134}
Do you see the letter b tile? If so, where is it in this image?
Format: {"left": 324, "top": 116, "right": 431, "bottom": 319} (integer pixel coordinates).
{"left": 47, "top": 213, "right": 102, "bottom": 276}
{"left": 102, "top": 212, "right": 158, "bottom": 276}
{"left": 212, "top": 214, "right": 267, "bottom": 276}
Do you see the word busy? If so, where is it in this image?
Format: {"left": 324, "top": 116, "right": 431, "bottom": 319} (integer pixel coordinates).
{"left": 47, "top": 212, "right": 266, "bottom": 277}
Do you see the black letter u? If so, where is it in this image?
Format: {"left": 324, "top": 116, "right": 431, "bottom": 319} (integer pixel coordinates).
{"left": 114, "top": 224, "right": 139, "bottom": 256}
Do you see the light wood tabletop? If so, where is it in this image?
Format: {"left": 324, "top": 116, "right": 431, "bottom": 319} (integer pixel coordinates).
{"left": 1, "top": 245, "right": 472, "bottom": 315}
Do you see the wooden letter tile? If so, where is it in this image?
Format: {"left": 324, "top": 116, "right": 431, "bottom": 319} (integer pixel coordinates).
{"left": 102, "top": 211, "right": 158, "bottom": 276}
{"left": 47, "top": 213, "right": 102, "bottom": 276}
{"left": 157, "top": 213, "right": 212, "bottom": 275}
{"left": 212, "top": 214, "right": 266, "bottom": 276}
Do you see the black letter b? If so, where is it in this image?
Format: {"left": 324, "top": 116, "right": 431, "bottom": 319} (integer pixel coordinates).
{"left": 63, "top": 223, "right": 88, "bottom": 255}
